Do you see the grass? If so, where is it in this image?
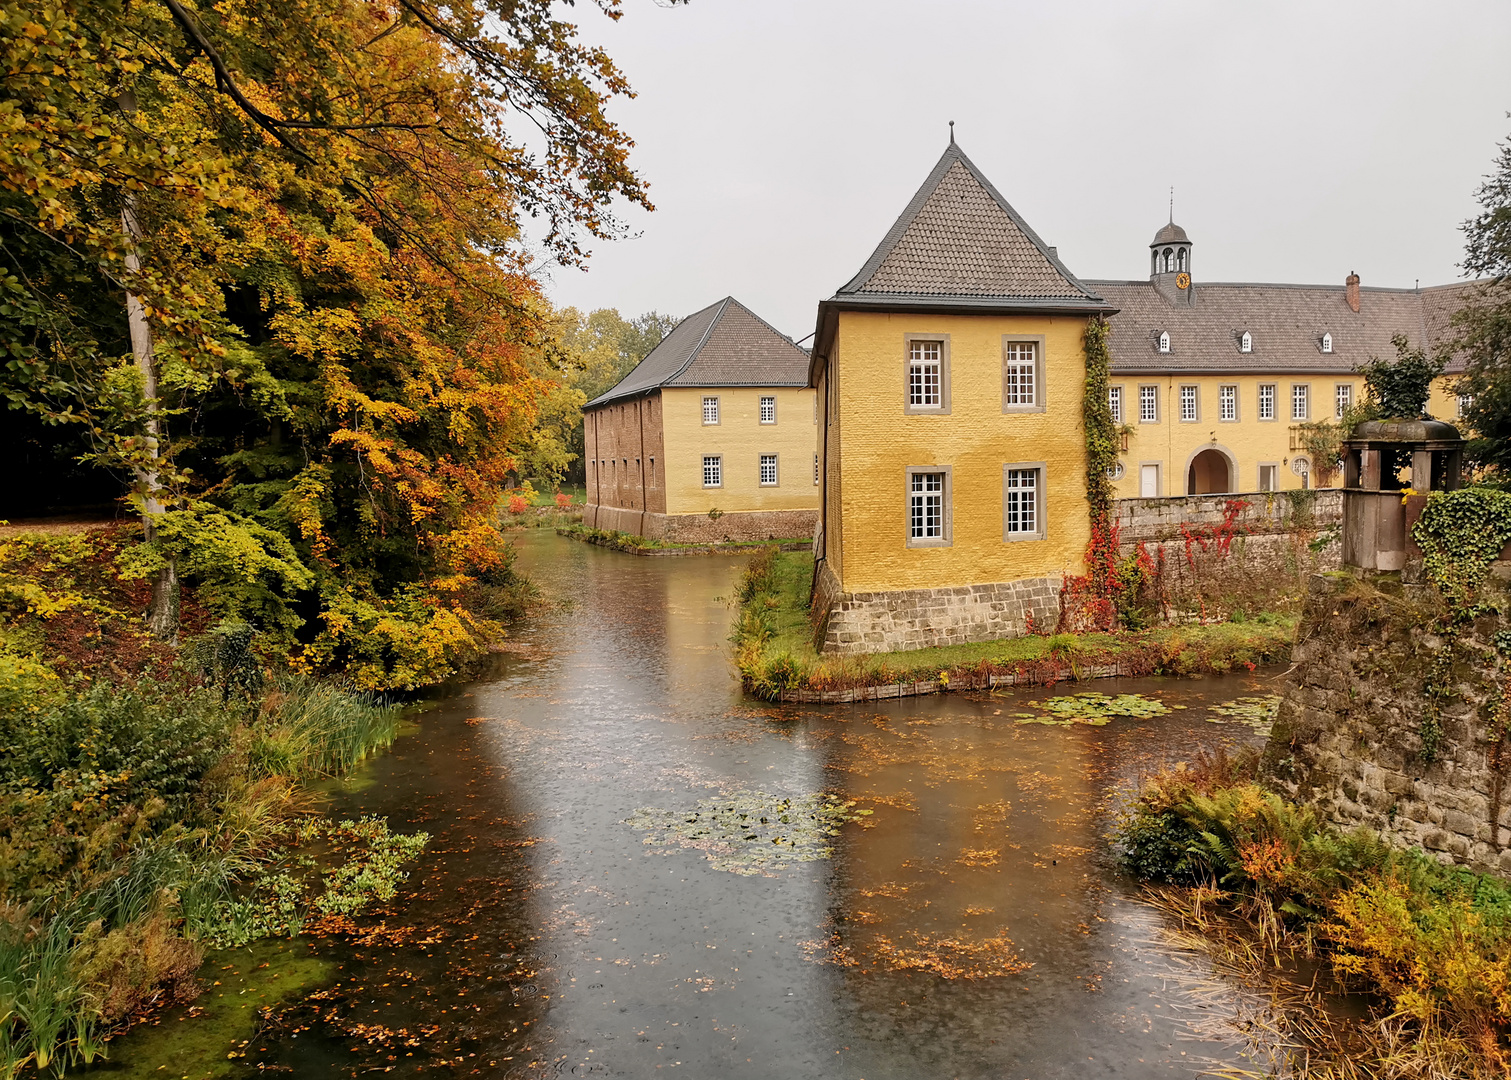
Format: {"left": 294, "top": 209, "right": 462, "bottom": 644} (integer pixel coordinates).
{"left": 735, "top": 549, "right": 1298, "bottom": 698}
{"left": 557, "top": 524, "right": 811, "bottom": 553}
{"left": 1118, "top": 750, "right": 1511, "bottom": 1076}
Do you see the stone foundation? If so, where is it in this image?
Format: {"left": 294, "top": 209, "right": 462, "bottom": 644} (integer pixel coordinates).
{"left": 815, "top": 573, "right": 1062, "bottom": 655}
{"left": 1263, "top": 572, "right": 1511, "bottom": 878}
{"left": 583, "top": 504, "right": 817, "bottom": 545}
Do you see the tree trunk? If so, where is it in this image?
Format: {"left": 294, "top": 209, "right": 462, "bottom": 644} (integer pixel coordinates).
{"left": 121, "top": 197, "right": 179, "bottom": 640}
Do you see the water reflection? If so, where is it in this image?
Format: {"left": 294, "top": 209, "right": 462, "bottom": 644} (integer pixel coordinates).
{"left": 243, "top": 531, "right": 1277, "bottom": 1078}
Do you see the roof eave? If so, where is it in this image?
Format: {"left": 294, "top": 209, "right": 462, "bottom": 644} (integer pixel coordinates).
{"left": 829, "top": 293, "right": 1117, "bottom": 316}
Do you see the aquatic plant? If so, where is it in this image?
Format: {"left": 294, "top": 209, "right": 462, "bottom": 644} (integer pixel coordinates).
{"left": 1206, "top": 695, "right": 1281, "bottom": 734}
{"left": 625, "top": 792, "right": 870, "bottom": 876}
{"left": 1014, "top": 692, "right": 1179, "bottom": 726}
{"left": 249, "top": 676, "right": 401, "bottom": 780}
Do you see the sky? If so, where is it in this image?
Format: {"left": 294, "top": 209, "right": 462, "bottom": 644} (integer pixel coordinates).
{"left": 539, "top": 0, "right": 1511, "bottom": 342}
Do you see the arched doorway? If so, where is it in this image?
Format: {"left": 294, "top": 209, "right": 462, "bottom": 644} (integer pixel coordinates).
{"left": 1187, "top": 448, "right": 1231, "bottom": 494}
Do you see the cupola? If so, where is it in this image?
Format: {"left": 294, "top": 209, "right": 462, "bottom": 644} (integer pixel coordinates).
{"left": 1150, "top": 218, "right": 1193, "bottom": 305}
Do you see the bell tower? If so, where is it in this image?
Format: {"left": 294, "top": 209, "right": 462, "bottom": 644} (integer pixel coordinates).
{"left": 1150, "top": 217, "right": 1193, "bottom": 306}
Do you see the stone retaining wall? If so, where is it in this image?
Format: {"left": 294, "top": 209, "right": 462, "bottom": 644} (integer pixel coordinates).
{"left": 816, "top": 575, "right": 1062, "bottom": 655}
{"left": 1114, "top": 489, "right": 1342, "bottom": 545}
{"left": 583, "top": 505, "right": 817, "bottom": 544}
{"left": 1263, "top": 573, "right": 1511, "bottom": 878}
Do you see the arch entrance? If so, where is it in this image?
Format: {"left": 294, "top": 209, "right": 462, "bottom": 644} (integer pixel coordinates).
{"left": 1187, "top": 448, "right": 1231, "bottom": 495}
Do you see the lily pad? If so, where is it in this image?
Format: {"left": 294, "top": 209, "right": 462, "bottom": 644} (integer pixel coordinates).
{"left": 1014, "top": 692, "right": 1180, "bottom": 726}
{"left": 1207, "top": 695, "right": 1281, "bottom": 734}
{"left": 625, "top": 791, "right": 871, "bottom": 876}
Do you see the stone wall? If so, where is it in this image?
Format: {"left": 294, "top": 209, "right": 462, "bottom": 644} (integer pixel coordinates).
{"left": 1114, "top": 488, "right": 1343, "bottom": 545}
{"left": 1263, "top": 572, "right": 1511, "bottom": 878}
{"left": 816, "top": 575, "right": 1062, "bottom": 655}
{"left": 581, "top": 505, "right": 817, "bottom": 545}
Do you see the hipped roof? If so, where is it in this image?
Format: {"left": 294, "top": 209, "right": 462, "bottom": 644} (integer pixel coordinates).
{"left": 585, "top": 297, "right": 811, "bottom": 410}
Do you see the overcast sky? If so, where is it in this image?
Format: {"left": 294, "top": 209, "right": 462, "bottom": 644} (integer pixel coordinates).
{"left": 540, "top": 0, "right": 1511, "bottom": 341}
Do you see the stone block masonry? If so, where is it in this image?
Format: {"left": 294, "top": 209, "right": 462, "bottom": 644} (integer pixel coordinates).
{"left": 583, "top": 505, "right": 816, "bottom": 545}
{"left": 817, "top": 575, "right": 1062, "bottom": 655}
{"left": 1263, "top": 572, "right": 1511, "bottom": 878}
{"left": 1114, "top": 488, "right": 1342, "bottom": 545}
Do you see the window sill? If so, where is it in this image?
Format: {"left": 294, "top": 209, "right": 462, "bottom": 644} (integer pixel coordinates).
{"left": 1002, "top": 405, "right": 1047, "bottom": 415}
{"left": 1004, "top": 532, "right": 1046, "bottom": 543}
{"left": 906, "top": 539, "right": 952, "bottom": 549}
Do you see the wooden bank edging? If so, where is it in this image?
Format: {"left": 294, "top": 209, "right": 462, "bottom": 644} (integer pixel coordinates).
{"left": 556, "top": 529, "right": 811, "bottom": 558}
{"left": 762, "top": 661, "right": 1138, "bottom": 704}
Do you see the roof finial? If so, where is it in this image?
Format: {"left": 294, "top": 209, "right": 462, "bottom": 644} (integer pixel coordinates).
{"left": 948, "top": 120, "right": 955, "bottom": 145}
{"left": 1169, "top": 186, "right": 1174, "bottom": 224}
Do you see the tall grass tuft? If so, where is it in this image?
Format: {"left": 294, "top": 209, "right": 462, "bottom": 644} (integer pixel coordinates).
{"left": 250, "top": 675, "right": 400, "bottom": 780}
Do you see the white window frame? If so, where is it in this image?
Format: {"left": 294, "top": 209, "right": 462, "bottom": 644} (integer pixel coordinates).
{"left": 1459, "top": 394, "right": 1473, "bottom": 418}
{"left": 813, "top": 452, "right": 820, "bottom": 485}
{"left": 1258, "top": 383, "right": 1277, "bottom": 422}
{"left": 702, "top": 396, "right": 720, "bottom": 425}
{"left": 759, "top": 453, "right": 779, "bottom": 486}
{"left": 1335, "top": 383, "right": 1352, "bottom": 419}
{"left": 1219, "top": 384, "right": 1238, "bottom": 422}
{"left": 760, "top": 396, "right": 776, "bottom": 424}
{"left": 1291, "top": 383, "right": 1310, "bottom": 421}
{"left": 1321, "top": 332, "right": 1333, "bottom": 354}
{"left": 1179, "top": 384, "right": 1199, "bottom": 423}
{"left": 1240, "top": 331, "right": 1253, "bottom": 353}
{"left": 1002, "top": 463, "right": 1046, "bottom": 542}
{"left": 905, "top": 466, "right": 951, "bottom": 548}
{"left": 702, "top": 455, "right": 722, "bottom": 488}
{"left": 1157, "top": 331, "right": 1170, "bottom": 354}
{"left": 1108, "top": 385, "right": 1123, "bottom": 424}
{"left": 904, "top": 335, "right": 950, "bottom": 414}
{"left": 1001, "top": 336, "right": 1046, "bottom": 413}
{"left": 1138, "top": 384, "right": 1159, "bottom": 424}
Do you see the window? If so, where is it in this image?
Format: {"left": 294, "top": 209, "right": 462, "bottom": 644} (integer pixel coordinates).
{"left": 1321, "top": 332, "right": 1333, "bottom": 354}
{"left": 1108, "top": 385, "right": 1123, "bottom": 424}
{"left": 1107, "top": 461, "right": 1125, "bottom": 481}
{"left": 760, "top": 396, "right": 776, "bottom": 424}
{"left": 1258, "top": 383, "right": 1276, "bottom": 421}
{"left": 1157, "top": 331, "right": 1170, "bottom": 354}
{"left": 1335, "top": 383, "right": 1352, "bottom": 418}
{"left": 1001, "top": 337, "right": 1044, "bottom": 412}
{"left": 1003, "top": 465, "right": 1045, "bottom": 541}
{"left": 1459, "top": 394, "right": 1474, "bottom": 418}
{"left": 906, "top": 469, "right": 949, "bottom": 546}
{"left": 1240, "top": 331, "right": 1253, "bottom": 353}
{"left": 702, "top": 455, "right": 721, "bottom": 488}
{"left": 702, "top": 396, "right": 720, "bottom": 425}
{"left": 1219, "top": 384, "right": 1237, "bottom": 422}
{"left": 813, "top": 452, "right": 820, "bottom": 485}
{"left": 1139, "top": 384, "right": 1159, "bottom": 423}
{"left": 1258, "top": 464, "right": 1278, "bottom": 492}
{"left": 649, "top": 457, "right": 656, "bottom": 488}
{"left": 1177, "top": 248, "right": 1187, "bottom": 272}
{"left": 1179, "top": 384, "right": 1198, "bottom": 422}
{"left": 759, "top": 453, "right": 778, "bottom": 486}
{"left": 905, "top": 337, "right": 947, "bottom": 412}
{"left": 1163, "top": 247, "right": 1173, "bottom": 272}
{"left": 1292, "top": 383, "right": 1310, "bottom": 421}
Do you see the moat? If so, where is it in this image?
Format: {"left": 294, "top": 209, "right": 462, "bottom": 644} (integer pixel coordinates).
{"left": 118, "top": 531, "right": 1291, "bottom": 1078}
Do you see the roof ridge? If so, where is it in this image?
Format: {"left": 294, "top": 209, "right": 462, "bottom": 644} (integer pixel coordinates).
{"left": 836, "top": 142, "right": 1102, "bottom": 303}
{"left": 715, "top": 296, "right": 809, "bottom": 359}
{"left": 664, "top": 296, "right": 732, "bottom": 384}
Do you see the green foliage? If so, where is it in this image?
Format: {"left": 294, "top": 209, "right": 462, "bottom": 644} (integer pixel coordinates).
{"left": 249, "top": 676, "right": 400, "bottom": 780}
{"left": 1359, "top": 333, "right": 1447, "bottom": 420}
{"left": 1453, "top": 127, "right": 1511, "bottom": 475}
{"left": 1013, "top": 692, "right": 1178, "bottom": 726}
{"left": 1081, "top": 316, "right": 1117, "bottom": 526}
{"left": 1412, "top": 487, "right": 1511, "bottom": 608}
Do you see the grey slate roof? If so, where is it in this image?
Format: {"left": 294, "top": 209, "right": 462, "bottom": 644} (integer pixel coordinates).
{"left": 585, "top": 297, "right": 811, "bottom": 410}
{"left": 1152, "top": 221, "right": 1190, "bottom": 245}
{"left": 1085, "top": 279, "right": 1477, "bottom": 376}
{"left": 831, "top": 143, "right": 1111, "bottom": 312}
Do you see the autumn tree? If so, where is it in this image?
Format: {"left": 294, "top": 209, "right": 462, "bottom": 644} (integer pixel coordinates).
{"left": 1, "top": 0, "right": 654, "bottom": 685}
{"left": 1453, "top": 123, "right": 1511, "bottom": 476}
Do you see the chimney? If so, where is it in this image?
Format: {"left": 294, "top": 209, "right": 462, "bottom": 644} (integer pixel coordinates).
{"left": 1345, "top": 271, "right": 1360, "bottom": 314}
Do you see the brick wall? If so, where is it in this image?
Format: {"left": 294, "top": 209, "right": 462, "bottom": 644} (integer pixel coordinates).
{"left": 584, "top": 393, "right": 665, "bottom": 520}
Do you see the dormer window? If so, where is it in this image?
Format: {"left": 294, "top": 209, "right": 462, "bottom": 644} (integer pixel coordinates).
{"left": 1321, "top": 332, "right": 1333, "bottom": 354}
{"left": 1239, "top": 331, "right": 1253, "bottom": 354}
{"left": 1157, "top": 331, "right": 1170, "bottom": 354}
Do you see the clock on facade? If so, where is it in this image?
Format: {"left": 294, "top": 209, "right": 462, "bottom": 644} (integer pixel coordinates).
{"left": 1175, "top": 272, "right": 1191, "bottom": 290}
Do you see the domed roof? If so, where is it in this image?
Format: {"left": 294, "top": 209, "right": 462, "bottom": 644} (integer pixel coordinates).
{"left": 1151, "top": 221, "right": 1190, "bottom": 246}
{"left": 1347, "top": 418, "right": 1464, "bottom": 445}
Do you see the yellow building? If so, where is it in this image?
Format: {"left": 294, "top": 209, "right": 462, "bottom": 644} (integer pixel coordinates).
{"left": 808, "top": 140, "right": 1115, "bottom": 654}
{"left": 1089, "top": 224, "right": 1473, "bottom": 495}
{"left": 583, "top": 297, "right": 819, "bottom": 543}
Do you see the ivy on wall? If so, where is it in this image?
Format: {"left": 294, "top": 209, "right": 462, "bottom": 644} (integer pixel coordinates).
{"left": 1082, "top": 316, "right": 1116, "bottom": 527}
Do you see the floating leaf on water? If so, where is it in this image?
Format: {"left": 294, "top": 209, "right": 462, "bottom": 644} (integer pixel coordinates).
{"left": 1206, "top": 695, "right": 1281, "bottom": 734}
{"left": 1014, "top": 692, "right": 1179, "bottom": 726}
{"left": 624, "top": 790, "right": 871, "bottom": 876}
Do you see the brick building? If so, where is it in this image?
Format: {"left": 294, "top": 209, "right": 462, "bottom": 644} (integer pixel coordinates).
{"left": 583, "top": 297, "right": 820, "bottom": 543}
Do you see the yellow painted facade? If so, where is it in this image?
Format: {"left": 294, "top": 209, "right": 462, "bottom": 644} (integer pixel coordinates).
{"left": 659, "top": 387, "right": 819, "bottom": 516}
{"left": 1111, "top": 374, "right": 1466, "bottom": 496}
{"left": 826, "top": 311, "right": 1091, "bottom": 595}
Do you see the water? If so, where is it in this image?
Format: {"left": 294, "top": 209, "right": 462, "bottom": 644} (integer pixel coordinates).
{"left": 240, "top": 531, "right": 1284, "bottom": 1078}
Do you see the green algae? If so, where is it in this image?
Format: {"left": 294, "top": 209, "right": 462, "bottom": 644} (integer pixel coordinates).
{"left": 85, "top": 940, "right": 333, "bottom": 1080}
{"left": 1014, "top": 692, "right": 1181, "bottom": 726}
{"left": 625, "top": 791, "right": 872, "bottom": 876}
{"left": 1205, "top": 695, "right": 1281, "bottom": 735}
